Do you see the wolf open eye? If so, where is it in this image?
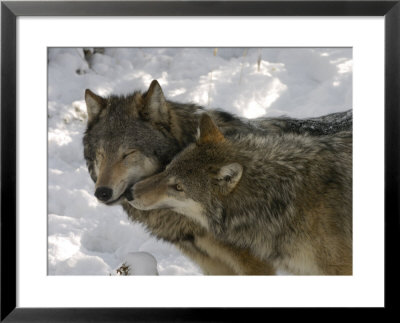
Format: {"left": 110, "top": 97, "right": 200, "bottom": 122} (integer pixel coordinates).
{"left": 175, "top": 184, "right": 183, "bottom": 191}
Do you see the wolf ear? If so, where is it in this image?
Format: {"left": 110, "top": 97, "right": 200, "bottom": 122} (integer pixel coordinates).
{"left": 85, "top": 89, "right": 106, "bottom": 124}
{"left": 198, "top": 113, "right": 225, "bottom": 145}
{"left": 141, "top": 80, "right": 169, "bottom": 123}
{"left": 216, "top": 163, "right": 243, "bottom": 194}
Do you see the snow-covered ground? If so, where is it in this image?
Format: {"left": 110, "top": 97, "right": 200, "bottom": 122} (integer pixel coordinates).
{"left": 47, "top": 47, "right": 352, "bottom": 275}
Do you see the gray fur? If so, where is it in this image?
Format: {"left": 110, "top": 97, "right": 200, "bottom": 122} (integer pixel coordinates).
{"left": 131, "top": 114, "right": 353, "bottom": 275}
{"left": 83, "top": 80, "right": 353, "bottom": 275}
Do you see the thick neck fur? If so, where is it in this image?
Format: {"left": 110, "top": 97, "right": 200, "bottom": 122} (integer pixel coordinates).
{"left": 121, "top": 200, "right": 206, "bottom": 243}
{"left": 204, "top": 132, "right": 352, "bottom": 263}
{"left": 163, "top": 100, "right": 256, "bottom": 150}
{"left": 165, "top": 100, "right": 204, "bottom": 148}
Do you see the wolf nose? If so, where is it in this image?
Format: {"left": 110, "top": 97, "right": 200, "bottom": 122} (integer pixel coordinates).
{"left": 95, "top": 187, "right": 113, "bottom": 202}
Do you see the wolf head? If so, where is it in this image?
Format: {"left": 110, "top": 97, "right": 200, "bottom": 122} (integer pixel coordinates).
{"left": 129, "top": 114, "right": 243, "bottom": 229}
{"left": 83, "top": 81, "right": 180, "bottom": 205}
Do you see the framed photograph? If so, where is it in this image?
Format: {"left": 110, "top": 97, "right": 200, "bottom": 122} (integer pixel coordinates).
{"left": 1, "top": 0, "right": 399, "bottom": 321}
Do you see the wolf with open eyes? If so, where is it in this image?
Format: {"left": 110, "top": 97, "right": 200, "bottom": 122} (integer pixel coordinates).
{"left": 83, "top": 80, "right": 352, "bottom": 275}
{"left": 129, "top": 114, "right": 353, "bottom": 275}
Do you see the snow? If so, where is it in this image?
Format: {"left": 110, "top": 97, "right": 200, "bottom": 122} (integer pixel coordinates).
{"left": 115, "top": 252, "right": 159, "bottom": 276}
{"left": 47, "top": 47, "right": 352, "bottom": 275}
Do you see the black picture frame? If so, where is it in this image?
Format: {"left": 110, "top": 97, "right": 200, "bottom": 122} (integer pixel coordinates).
{"left": 1, "top": 1, "right": 399, "bottom": 321}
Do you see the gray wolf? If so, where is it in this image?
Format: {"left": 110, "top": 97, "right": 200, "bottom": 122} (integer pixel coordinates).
{"left": 83, "top": 80, "right": 352, "bottom": 275}
{"left": 129, "top": 113, "right": 353, "bottom": 275}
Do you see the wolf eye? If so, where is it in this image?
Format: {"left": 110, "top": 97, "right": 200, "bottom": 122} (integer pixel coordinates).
{"left": 175, "top": 184, "right": 183, "bottom": 191}
{"left": 122, "top": 150, "right": 136, "bottom": 159}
